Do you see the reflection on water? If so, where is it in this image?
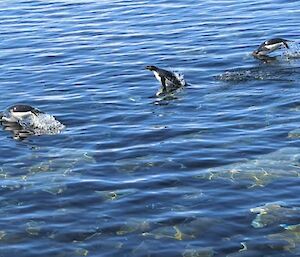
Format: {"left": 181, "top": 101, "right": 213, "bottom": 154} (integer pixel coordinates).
{"left": 1, "top": 121, "right": 34, "bottom": 140}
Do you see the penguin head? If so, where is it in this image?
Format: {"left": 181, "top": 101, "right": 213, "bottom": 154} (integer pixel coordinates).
{"left": 11, "top": 105, "right": 35, "bottom": 113}
{"left": 8, "top": 105, "right": 41, "bottom": 121}
{"left": 145, "top": 65, "right": 158, "bottom": 71}
{"left": 252, "top": 49, "right": 268, "bottom": 57}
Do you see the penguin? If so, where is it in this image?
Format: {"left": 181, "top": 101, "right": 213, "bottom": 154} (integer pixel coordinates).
{"left": 1, "top": 104, "right": 65, "bottom": 139}
{"left": 145, "top": 65, "right": 186, "bottom": 96}
{"left": 0, "top": 104, "right": 43, "bottom": 123}
{"left": 252, "top": 38, "right": 290, "bottom": 57}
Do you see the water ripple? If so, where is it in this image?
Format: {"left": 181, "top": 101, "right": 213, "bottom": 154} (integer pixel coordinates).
{"left": 1, "top": 0, "right": 300, "bottom": 256}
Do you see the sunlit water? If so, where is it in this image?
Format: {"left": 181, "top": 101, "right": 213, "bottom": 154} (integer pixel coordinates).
{"left": 1, "top": 0, "right": 300, "bottom": 256}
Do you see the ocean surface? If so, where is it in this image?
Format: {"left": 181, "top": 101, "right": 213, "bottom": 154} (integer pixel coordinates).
{"left": 1, "top": 0, "right": 300, "bottom": 256}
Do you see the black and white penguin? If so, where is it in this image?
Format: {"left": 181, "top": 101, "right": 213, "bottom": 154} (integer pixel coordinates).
{"left": 253, "top": 38, "right": 290, "bottom": 57}
{"left": 145, "top": 65, "right": 186, "bottom": 96}
{"left": 0, "top": 104, "right": 43, "bottom": 123}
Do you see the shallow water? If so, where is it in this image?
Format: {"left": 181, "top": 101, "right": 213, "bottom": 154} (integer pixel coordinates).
{"left": 1, "top": 0, "right": 300, "bottom": 256}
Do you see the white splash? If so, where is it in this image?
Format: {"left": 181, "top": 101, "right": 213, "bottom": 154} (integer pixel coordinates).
{"left": 173, "top": 71, "right": 187, "bottom": 87}
{"left": 19, "top": 113, "right": 65, "bottom": 135}
{"left": 283, "top": 41, "right": 300, "bottom": 59}
{"left": 217, "top": 69, "right": 269, "bottom": 81}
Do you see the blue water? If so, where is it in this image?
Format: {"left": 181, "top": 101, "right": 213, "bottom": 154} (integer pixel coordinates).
{"left": 1, "top": 0, "right": 300, "bottom": 256}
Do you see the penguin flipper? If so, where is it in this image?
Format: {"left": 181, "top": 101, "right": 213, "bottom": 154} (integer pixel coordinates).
{"left": 161, "top": 77, "right": 167, "bottom": 92}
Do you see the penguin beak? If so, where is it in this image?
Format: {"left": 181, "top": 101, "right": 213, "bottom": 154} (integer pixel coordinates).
{"left": 145, "top": 66, "right": 151, "bottom": 70}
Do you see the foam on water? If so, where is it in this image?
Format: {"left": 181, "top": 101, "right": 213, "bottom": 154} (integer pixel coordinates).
{"left": 217, "top": 66, "right": 300, "bottom": 82}
{"left": 19, "top": 113, "right": 65, "bottom": 135}
{"left": 216, "top": 68, "right": 274, "bottom": 82}
{"left": 284, "top": 41, "right": 300, "bottom": 59}
{"left": 173, "top": 71, "right": 186, "bottom": 87}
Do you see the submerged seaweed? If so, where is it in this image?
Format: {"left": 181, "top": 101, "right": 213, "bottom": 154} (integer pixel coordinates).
{"left": 250, "top": 202, "right": 300, "bottom": 228}
{"left": 197, "top": 147, "right": 300, "bottom": 187}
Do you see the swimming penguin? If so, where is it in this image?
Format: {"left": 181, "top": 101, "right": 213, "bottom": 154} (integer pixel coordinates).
{"left": 1, "top": 104, "right": 65, "bottom": 139}
{"left": 145, "top": 65, "right": 186, "bottom": 96}
{"left": 252, "top": 38, "right": 290, "bottom": 57}
{"left": 0, "top": 104, "right": 43, "bottom": 123}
